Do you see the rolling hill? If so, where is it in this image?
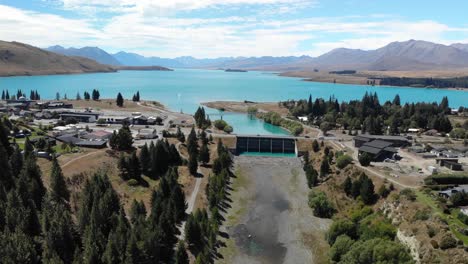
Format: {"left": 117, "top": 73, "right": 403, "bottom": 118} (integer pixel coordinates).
{"left": 0, "top": 41, "right": 116, "bottom": 76}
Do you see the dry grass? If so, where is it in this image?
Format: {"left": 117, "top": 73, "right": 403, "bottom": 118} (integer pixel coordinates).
{"left": 54, "top": 99, "right": 164, "bottom": 112}
{"left": 202, "top": 101, "right": 290, "bottom": 116}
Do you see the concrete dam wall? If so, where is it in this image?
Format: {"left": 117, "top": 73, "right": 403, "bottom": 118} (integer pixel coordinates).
{"left": 235, "top": 135, "right": 296, "bottom": 155}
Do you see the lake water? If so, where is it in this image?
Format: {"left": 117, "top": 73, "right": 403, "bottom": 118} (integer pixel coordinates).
{"left": 1, "top": 69, "right": 467, "bottom": 135}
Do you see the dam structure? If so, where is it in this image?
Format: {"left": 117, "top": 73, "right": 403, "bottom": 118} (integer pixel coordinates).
{"left": 233, "top": 134, "right": 298, "bottom": 156}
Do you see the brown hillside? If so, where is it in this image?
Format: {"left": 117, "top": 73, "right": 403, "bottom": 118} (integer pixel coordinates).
{"left": 0, "top": 41, "right": 116, "bottom": 76}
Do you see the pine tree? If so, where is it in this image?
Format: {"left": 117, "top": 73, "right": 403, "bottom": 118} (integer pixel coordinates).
{"left": 360, "top": 175, "right": 375, "bottom": 205}
{"left": 129, "top": 151, "right": 141, "bottom": 181}
{"left": 0, "top": 119, "right": 12, "bottom": 156}
{"left": 50, "top": 156, "right": 70, "bottom": 203}
{"left": 118, "top": 153, "right": 130, "bottom": 180}
{"left": 176, "top": 127, "right": 185, "bottom": 143}
{"left": 174, "top": 241, "right": 189, "bottom": 264}
{"left": 23, "top": 137, "right": 34, "bottom": 159}
{"left": 0, "top": 141, "right": 14, "bottom": 191}
{"left": 9, "top": 146, "right": 23, "bottom": 178}
{"left": 343, "top": 176, "right": 352, "bottom": 196}
{"left": 188, "top": 154, "right": 198, "bottom": 176}
{"left": 319, "top": 158, "right": 330, "bottom": 177}
{"left": 5, "top": 90, "right": 10, "bottom": 100}
{"left": 151, "top": 141, "right": 169, "bottom": 178}
{"left": 116, "top": 93, "right": 124, "bottom": 107}
{"left": 19, "top": 156, "right": 46, "bottom": 210}
{"left": 198, "top": 142, "right": 210, "bottom": 165}
{"left": 187, "top": 127, "right": 198, "bottom": 156}
{"left": 305, "top": 164, "right": 318, "bottom": 188}
{"left": 41, "top": 196, "right": 76, "bottom": 263}
{"left": 1, "top": 90, "right": 5, "bottom": 100}
{"left": 129, "top": 199, "right": 146, "bottom": 224}
{"left": 312, "top": 139, "right": 320, "bottom": 152}
{"left": 139, "top": 143, "right": 151, "bottom": 174}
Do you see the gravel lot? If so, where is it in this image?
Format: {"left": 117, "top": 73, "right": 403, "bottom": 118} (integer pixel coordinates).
{"left": 218, "top": 156, "right": 331, "bottom": 264}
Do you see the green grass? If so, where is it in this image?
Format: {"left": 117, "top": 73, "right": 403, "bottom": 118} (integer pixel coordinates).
{"left": 416, "top": 191, "right": 468, "bottom": 245}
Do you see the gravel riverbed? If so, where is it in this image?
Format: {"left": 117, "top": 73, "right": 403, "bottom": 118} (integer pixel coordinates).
{"left": 217, "top": 156, "right": 331, "bottom": 264}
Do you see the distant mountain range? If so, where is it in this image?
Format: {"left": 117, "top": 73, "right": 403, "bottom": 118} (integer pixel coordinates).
{"left": 0, "top": 41, "right": 115, "bottom": 77}
{"left": 46, "top": 40, "right": 468, "bottom": 72}
{"left": 2, "top": 39, "right": 468, "bottom": 77}
{"left": 46, "top": 45, "right": 122, "bottom": 66}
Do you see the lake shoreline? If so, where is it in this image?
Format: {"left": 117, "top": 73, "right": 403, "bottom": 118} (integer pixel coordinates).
{"left": 279, "top": 71, "right": 468, "bottom": 91}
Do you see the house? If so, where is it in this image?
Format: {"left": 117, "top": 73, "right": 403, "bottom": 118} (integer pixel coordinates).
{"left": 29, "top": 137, "right": 56, "bottom": 146}
{"left": 75, "top": 140, "right": 108, "bottom": 149}
{"left": 436, "top": 158, "right": 463, "bottom": 171}
{"left": 132, "top": 115, "right": 148, "bottom": 125}
{"left": 36, "top": 101, "right": 73, "bottom": 110}
{"left": 439, "top": 185, "right": 468, "bottom": 198}
{"left": 407, "top": 128, "right": 421, "bottom": 133}
{"left": 56, "top": 134, "right": 82, "bottom": 144}
{"left": 424, "top": 129, "right": 439, "bottom": 136}
{"left": 298, "top": 116, "right": 308, "bottom": 122}
{"left": 99, "top": 115, "right": 131, "bottom": 124}
{"left": 52, "top": 124, "right": 81, "bottom": 136}
{"left": 358, "top": 140, "right": 398, "bottom": 161}
{"left": 408, "top": 146, "right": 425, "bottom": 153}
{"left": 60, "top": 111, "right": 100, "bottom": 123}
{"left": 56, "top": 134, "right": 108, "bottom": 149}
{"left": 81, "top": 130, "right": 113, "bottom": 141}
{"left": 353, "top": 134, "right": 410, "bottom": 148}
{"left": 137, "top": 128, "right": 158, "bottom": 139}
{"left": 460, "top": 206, "right": 468, "bottom": 216}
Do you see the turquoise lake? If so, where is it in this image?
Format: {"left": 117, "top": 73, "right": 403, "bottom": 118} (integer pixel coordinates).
{"left": 1, "top": 68, "right": 467, "bottom": 135}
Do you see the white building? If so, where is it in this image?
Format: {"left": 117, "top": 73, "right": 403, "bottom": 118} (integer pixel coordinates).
{"left": 137, "top": 128, "right": 158, "bottom": 139}
{"left": 298, "top": 116, "right": 308, "bottom": 122}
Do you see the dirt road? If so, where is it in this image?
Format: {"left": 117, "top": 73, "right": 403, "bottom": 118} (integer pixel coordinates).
{"left": 217, "top": 156, "right": 330, "bottom": 264}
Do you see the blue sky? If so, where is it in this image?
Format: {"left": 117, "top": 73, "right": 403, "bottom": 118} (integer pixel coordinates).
{"left": 0, "top": 0, "right": 467, "bottom": 58}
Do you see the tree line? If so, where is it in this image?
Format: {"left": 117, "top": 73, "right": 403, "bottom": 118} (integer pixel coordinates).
{"left": 0, "top": 116, "right": 193, "bottom": 263}
{"left": 185, "top": 140, "right": 233, "bottom": 263}
{"left": 380, "top": 76, "right": 468, "bottom": 89}
{"left": 1, "top": 89, "right": 40, "bottom": 100}
{"left": 283, "top": 92, "right": 453, "bottom": 134}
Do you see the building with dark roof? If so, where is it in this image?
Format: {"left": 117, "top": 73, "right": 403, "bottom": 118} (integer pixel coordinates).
{"left": 354, "top": 134, "right": 410, "bottom": 148}
{"left": 439, "top": 185, "right": 468, "bottom": 198}
{"left": 358, "top": 140, "right": 398, "bottom": 161}
{"left": 60, "top": 111, "right": 100, "bottom": 123}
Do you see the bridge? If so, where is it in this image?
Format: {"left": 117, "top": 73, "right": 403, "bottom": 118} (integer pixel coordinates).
{"left": 229, "top": 134, "right": 302, "bottom": 156}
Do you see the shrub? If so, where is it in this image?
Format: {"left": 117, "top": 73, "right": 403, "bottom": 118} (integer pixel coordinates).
{"left": 308, "top": 191, "right": 336, "bottom": 218}
{"left": 127, "top": 179, "right": 139, "bottom": 186}
{"left": 378, "top": 185, "right": 391, "bottom": 198}
{"left": 330, "top": 235, "right": 354, "bottom": 262}
{"left": 439, "top": 234, "right": 457, "bottom": 249}
{"left": 326, "top": 219, "right": 357, "bottom": 245}
{"left": 358, "top": 153, "right": 372, "bottom": 166}
{"left": 223, "top": 125, "right": 233, "bottom": 134}
{"left": 427, "top": 225, "right": 437, "bottom": 238}
{"left": 400, "top": 188, "right": 416, "bottom": 201}
{"left": 336, "top": 154, "right": 353, "bottom": 169}
{"left": 413, "top": 209, "right": 430, "bottom": 221}
{"left": 213, "top": 119, "right": 228, "bottom": 130}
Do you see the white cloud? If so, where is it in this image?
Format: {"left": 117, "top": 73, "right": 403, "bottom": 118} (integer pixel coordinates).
{"left": 1, "top": 4, "right": 468, "bottom": 58}
{"left": 54, "top": 0, "right": 317, "bottom": 15}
